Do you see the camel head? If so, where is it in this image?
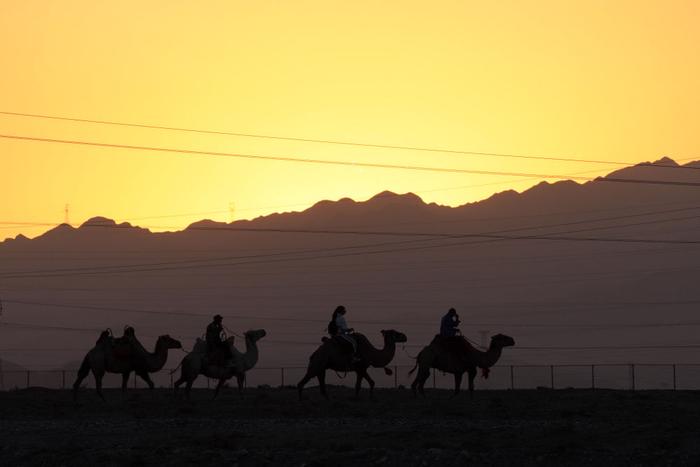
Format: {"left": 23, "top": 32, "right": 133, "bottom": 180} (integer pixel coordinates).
{"left": 157, "top": 334, "right": 183, "bottom": 350}
{"left": 490, "top": 334, "right": 515, "bottom": 349}
{"left": 244, "top": 329, "right": 267, "bottom": 343}
{"left": 381, "top": 329, "right": 408, "bottom": 344}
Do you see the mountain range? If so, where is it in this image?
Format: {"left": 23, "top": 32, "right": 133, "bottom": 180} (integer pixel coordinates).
{"left": 1, "top": 157, "right": 700, "bottom": 372}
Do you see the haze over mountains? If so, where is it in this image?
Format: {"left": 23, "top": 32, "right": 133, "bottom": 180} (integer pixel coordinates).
{"left": 2, "top": 158, "right": 700, "bottom": 373}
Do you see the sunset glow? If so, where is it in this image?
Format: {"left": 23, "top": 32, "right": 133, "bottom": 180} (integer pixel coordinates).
{"left": 2, "top": 0, "right": 699, "bottom": 239}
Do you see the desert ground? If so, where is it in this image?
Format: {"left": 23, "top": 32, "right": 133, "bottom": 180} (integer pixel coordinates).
{"left": 0, "top": 386, "right": 699, "bottom": 466}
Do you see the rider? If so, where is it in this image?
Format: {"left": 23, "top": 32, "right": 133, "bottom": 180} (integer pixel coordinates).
{"left": 206, "top": 314, "right": 232, "bottom": 363}
{"left": 439, "top": 307, "right": 471, "bottom": 356}
{"left": 440, "top": 308, "right": 460, "bottom": 337}
{"left": 329, "top": 305, "right": 359, "bottom": 360}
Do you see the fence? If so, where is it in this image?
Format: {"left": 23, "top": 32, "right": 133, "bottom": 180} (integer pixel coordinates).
{"left": 3, "top": 364, "right": 700, "bottom": 391}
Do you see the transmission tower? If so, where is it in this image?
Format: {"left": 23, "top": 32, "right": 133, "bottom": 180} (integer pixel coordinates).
{"left": 64, "top": 204, "right": 70, "bottom": 225}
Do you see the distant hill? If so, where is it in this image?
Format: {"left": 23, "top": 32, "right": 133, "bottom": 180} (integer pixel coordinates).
{"left": 1, "top": 157, "right": 700, "bottom": 370}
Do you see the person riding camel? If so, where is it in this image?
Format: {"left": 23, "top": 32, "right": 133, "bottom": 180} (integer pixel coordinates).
{"left": 437, "top": 308, "right": 471, "bottom": 358}
{"left": 440, "top": 308, "right": 460, "bottom": 337}
{"left": 328, "top": 305, "right": 359, "bottom": 361}
{"left": 206, "top": 314, "right": 233, "bottom": 365}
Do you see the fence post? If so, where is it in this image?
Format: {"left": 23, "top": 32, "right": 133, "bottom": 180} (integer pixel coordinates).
{"left": 591, "top": 365, "right": 595, "bottom": 390}
{"left": 281, "top": 368, "right": 285, "bottom": 388}
{"left": 630, "top": 364, "right": 635, "bottom": 390}
{"left": 510, "top": 365, "right": 514, "bottom": 390}
{"left": 550, "top": 365, "right": 555, "bottom": 389}
{"left": 672, "top": 364, "right": 677, "bottom": 390}
{"left": 62, "top": 370, "right": 66, "bottom": 390}
{"left": 26, "top": 370, "right": 30, "bottom": 388}
{"left": 394, "top": 365, "right": 398, "bottom": 388}
{"left": 170, "top": 372, "right": 174, "bottom": 389}
{"left": 207, "top": 378, "right": 210, "bottom": 389}
{"left": 134, "top": 375, "right": 137, "bottom": 389}
{"left": 432, "top": 371, "right": 436, "bottom": 389}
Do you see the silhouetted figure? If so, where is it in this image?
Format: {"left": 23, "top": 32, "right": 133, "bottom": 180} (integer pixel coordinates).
{"left": 437, "top": 308, "right": 471, "bottom": 362}
{"left": 440, "top": 308, "right": 460, "bottom": 337}
{"left": 328, "top": 305, "right": 358, "bottom": 357}
{"left": 206, "top": 314, "right": 233, "bottom": 365}
{"left": 113, "top": 326, "right": 138, "bottom": 359}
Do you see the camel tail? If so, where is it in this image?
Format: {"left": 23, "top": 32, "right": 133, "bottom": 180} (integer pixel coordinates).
{"left": 407, "top": 360, "right": 419, "bottom": 376}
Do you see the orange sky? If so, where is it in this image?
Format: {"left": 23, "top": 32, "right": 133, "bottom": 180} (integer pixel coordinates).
{"left": 1, "top": 1, "right": 699, "bottom": 240}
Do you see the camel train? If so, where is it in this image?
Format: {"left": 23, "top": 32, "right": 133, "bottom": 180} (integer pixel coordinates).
{"left": 72, "top": 326, "right": 267, "bottom": 401}
{"left": 72, "top": 308, "right": 514, "bottom": 401}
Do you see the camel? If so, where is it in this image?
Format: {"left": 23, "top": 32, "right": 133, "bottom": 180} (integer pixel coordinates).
{"left": 297, "top": 329, "right": 407, "bottom": 400}
{"left": 173, "top": 329, "right": 266, "bottom": 399}
{"left": 409, "top": 333, "right": 515, "bottom": 398}
{"left": 72, "top": 333, "right": 182, "bottom": 400}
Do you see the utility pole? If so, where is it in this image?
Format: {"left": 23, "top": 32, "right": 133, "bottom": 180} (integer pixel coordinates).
{"left": 64, "top": 204, "right": 70, "bottom": 225}
{"left": 229, "top": 202, "right": 235, "bottom": 222}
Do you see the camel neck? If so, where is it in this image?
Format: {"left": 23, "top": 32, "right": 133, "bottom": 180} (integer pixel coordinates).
{"left": 364, "top": 336, "right": 396, "bottom": 368}
{"left": 472, "top": 343, "right": 502, "bottom": 369}
{"left": 241, "top": 337, "right": 259, "bottom": 370}
{"left": 144, "top": 340, "right": 169, "bottom": 371}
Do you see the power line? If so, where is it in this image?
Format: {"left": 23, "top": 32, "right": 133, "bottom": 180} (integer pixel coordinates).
{"left": 3, "top": 133, "right": 700, "bottom": 186}
{"left": 5, "top": 299, "right": 700, "bottom": 329}
{"left": 2, "top": 110, "right": 699, "bottom": 170}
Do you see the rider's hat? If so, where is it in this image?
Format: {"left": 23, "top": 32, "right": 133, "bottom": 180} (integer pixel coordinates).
{"left": 213, "top": 314, "right": 223, "bottom": 321}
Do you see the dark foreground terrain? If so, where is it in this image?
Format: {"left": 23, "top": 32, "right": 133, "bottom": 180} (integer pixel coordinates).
{"left": 0, "top": 386, "right": 699, "bottom": 466}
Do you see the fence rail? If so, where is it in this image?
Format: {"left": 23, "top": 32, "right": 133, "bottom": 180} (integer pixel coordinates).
{"left": 3, "top": 364, "right": 700, "bottom": 391}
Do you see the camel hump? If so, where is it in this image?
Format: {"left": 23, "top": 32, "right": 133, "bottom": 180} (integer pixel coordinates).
{"left": 192, "top": 338, "right": 207, "bottom": 354}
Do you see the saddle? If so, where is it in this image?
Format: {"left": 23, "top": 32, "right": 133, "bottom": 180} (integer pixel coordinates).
{"left": 322, "top": 334, "right": 361, "bottom": 367}
{"left": 112, "top": 338, "right": 133, "bottom": 359}
{"left": 431, "top": 335, "right": 472, "bottom": 357}
{"left": 96, "top": 327, "right": 139, "bottom": 361}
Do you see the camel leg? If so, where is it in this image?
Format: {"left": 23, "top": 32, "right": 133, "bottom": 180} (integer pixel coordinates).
{"left": 410, "top": 372, "right": 419, "bottom": 397}
{"left": 173, "top": 376, "right": 185, "bottom": 390}
{"left": 94, "top": 371, "right": 106, "bottom": 402}
{"left": 185, "top": 380, "right": 194, "bottom": 400}
{"left": 72, "top": 355, "right": 93, "bottom": 401}
{"left": 236, "top": 374, "right": 245, "bottom": 396}
{"left": 297, "top": 370, "right": 316, "bottom": 401}
{"left": 213, "top": 379, "right": 225, "bottom": 399}
{"left": 137, "top": 371, "right": 155, "bottom": 390}
{"left": 318, "top": 371, "right": 328, "bottom": 399}
{"left": 412, "top": 367, "right": 430, "bottom": 398}
{"left": 121, "top": 372, "right": 131, "bottom": 395}
{"left": 354, "top": 371, "right": 363, "bottom": 398}
{"left": 467, "top": 368, "right": 477, "bottom": 399}
{"left": 452, "top": 372, "right": 463, "bottom": 398}
{"left": 362, "top": 369, "right": 376, "bottom": 399}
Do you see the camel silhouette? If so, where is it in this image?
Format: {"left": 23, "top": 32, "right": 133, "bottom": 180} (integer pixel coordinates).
{"left": 409, "top": 334, "right": 515, "bottom": 397}
{"left": 297, "top": 329, "right": 407, "bottom": 400}
{"left": 72, "top": 333, "right": 182, "bottom": 400}
{"left": 173, "top": 329, "right": 266, "bottom": 399}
